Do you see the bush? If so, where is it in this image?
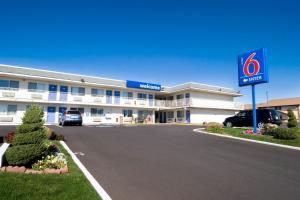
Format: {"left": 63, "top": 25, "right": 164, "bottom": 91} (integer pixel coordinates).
{"left": 261, "top": 123, "right": 278, "bottom": 136}
{"left": 5, "top": 131, "right": 15, "bottom": 143}
{"left": 206, "top": 122, "right": 223, "bottom": 129}
{"left": 44, "top": 126, "right": 56, "bottom": 139}
{"left": 16, "top": 122, "right": 44, "bottom": 134}
{"left": 287, "top": 109, "right": 298, "bottom": 128}
{"left": 21, "top": 105, "right": 44, "bottom": 124}
{"left": 5, "top": 144, "right": 46, "bottom": 166}
{"left": 54, "top": 134, "right": 65, "bottom": 141}
{"left": 12, "top": 130, "right": 46, "bottom": 146}
{"left": 272, "top": 128, "right": 298, "bottom": 140}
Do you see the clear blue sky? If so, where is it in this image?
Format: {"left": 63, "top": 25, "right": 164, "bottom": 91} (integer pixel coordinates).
{"left": 0, "top": 0, "right": 299, "bottom": 103}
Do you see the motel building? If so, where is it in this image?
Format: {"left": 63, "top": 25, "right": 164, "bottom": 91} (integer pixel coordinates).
{"left": 0, "top": 64, "right": 243, "bottom": 125}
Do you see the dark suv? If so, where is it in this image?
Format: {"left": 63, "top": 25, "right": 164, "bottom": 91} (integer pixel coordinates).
{"left": 223, "top": 109, "right": 281, "bottom": 128}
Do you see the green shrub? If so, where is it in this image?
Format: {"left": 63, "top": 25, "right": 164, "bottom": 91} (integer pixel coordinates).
{"left": 206, "top": 122, "right": 223, "bottom": 129}
{"left": 287, "top": 109, "right": 298, "bottom": 128}
{"left": 273, "top": 128, "right": 298, "bottom": 140}
{"left": 262, "top": 123, "right": 278, "bottom": 136}
{"left": 5, "top": 144, "right": 46, "bottom": 166}
{"left": 44, "top": 126, "right": 56, "bottom": 139}
{"left": 22, "top": 105, "right": 44, "bottom": 124}
{"left": 12, "top": 130, "right": 46, "bottom": 146}
{"left": 54, "top": 134, "right": 65, "bottom": 141}
{"left": 16, "top": 122, "right": 44, "bottom": 134}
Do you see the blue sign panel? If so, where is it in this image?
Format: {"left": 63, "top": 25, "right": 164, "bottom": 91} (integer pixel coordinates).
{"left": 238, "top": 48, "right": 268, "bottom": 87}
{"left": 126, "top": 80, "right": 161, "bottom": 91}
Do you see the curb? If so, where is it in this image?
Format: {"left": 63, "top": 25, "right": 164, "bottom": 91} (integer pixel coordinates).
{"left": 60, "top": 141, "right": 112, "bottom": 200}
{"left": 193, "top": 128, "right": 300, "bottom": 151}
{"left": 0, "top": 143, "right": 10, "bottom": 167}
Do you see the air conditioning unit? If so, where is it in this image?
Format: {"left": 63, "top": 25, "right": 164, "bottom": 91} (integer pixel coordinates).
{"left": 2, "top": 91, "right": 15, "bottom": 98}
{"left": 31, "top": 93, "right": 43, "bottom": 99}
{"left": 94, "top": 98, "right": 102, "bottom": 103}
{"left": 0, "top": 117, "right": 13, "bottom": 122}
{"left": 93, "top": 117, "right": 102, "bottom": 122}
{"left": 73, "top": 97, "right": 82, "bottom": 102}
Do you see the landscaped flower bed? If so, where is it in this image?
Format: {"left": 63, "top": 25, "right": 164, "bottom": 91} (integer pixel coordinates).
{"left": 1, "top": 105, "right": 68, "bottom": 175}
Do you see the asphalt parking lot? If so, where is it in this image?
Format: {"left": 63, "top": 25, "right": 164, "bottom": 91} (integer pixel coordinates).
{"left": 1, "top": 125, "right": 300, "bottom": 200}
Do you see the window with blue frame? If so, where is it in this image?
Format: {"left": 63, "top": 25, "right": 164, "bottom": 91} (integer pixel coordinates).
{"left": 114, "top": 91, "right": 120, "bottom": 104}
{"left": 91, "top": 108, "right": 104, "bottom": 117}
{"left": 106, "top": 90, "right": 112, "bottom": 104}
{"left": 91, "top": 88, "right": 104, "bottom": 96}
{"left": 123, "top": 109, "right": 133, "bottom": 117}
{"left": 137, "top": 93, "right": 147, "bottom": 100}
{"left": 60, "top": 86, "right": 68, "bottom": 93}
{"left": 148, "top": 94, "right": 154, "bottom": 106}
{"left": 71, "top": 87, "right": 85, "bottom": 96}
{"left": 28, "top": 82, "right": 46, "bottom": 92}
{"left": 0, "top": 79, "right": 19, "bottom": 90}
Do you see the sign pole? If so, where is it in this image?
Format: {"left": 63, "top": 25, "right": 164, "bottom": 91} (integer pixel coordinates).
{"left": 251, "top": 85, "right": 257, "bottom": 133}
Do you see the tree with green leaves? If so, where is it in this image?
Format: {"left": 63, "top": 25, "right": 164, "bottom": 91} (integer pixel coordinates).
{"left": 287, "top": 109, "right": 298, "bottom": 128}
{"left": 5, "top": 105, "right": 46, "bottom": 166}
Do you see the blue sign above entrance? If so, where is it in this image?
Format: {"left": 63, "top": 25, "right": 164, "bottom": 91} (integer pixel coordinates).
{"left": 126, "top": 80, "right": 161, "bottom": 91}
{"left": 238, "top": 48, "right": 268, "bottom": 87}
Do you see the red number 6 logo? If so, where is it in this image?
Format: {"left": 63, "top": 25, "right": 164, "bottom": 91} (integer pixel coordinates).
{"left": 243, "top": 53, "right": 260, "bottom": 77}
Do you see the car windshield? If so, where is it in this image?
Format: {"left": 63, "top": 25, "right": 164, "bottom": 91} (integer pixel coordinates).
{"left": 67, "top": 111, "right": 81, "bottom": 114}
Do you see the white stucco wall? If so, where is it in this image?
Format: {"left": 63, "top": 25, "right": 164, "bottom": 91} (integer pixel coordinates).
{"left": 190, "top": 108, "right": 236, "bottom": 124}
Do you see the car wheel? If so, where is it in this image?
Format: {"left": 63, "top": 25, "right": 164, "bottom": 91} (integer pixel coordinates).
{"left": 258, "top": 122, "right": 264, "bottom": 129}
{"left": 226, "top": 121, "right": 232, "bottom": 128}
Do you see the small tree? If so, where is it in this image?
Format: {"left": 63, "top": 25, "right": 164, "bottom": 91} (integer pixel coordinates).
{"left": 16, "top": 105, "right": 45, "bottom": 134}
{"left": 5, "top": 105, "right": 46, "bottom": 166}
{"left": 287, "top": 109, "right": 298, "bottom": 128}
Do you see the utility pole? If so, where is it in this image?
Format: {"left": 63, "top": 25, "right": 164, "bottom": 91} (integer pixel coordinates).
{"left": 266, "top": 91, "right": 269, "bottom": 105}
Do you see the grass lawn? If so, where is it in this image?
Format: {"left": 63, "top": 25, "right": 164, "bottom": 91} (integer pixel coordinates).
{"left": 205, "top": 127, "right": 300, "bottom": 147}
{"left": 0, "top": 141, "right": 101, "bottom": 200}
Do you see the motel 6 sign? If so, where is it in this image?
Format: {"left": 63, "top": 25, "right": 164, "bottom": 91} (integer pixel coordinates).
{"left": 238, "top": 48, "right": 269, "bottom": 87}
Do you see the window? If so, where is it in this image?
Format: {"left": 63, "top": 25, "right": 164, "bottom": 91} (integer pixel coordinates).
{"left": 0, "top": 105, "right": 17, "bottom": 115}
{"left": 28, "top": 82, "right": 45, "bottom": 92}
{"left": 70, "top": 107, "right": 84, "bottom": 115}
{"left": 176, "top": 94, "right": 184, "bottom": 99}
{"left": 91, "top": 108, "right": 104, "bottom": 117}
{"left": 71, "top": 87, "right": 85, "bottom": 96}
{"left": 167, "top": 111, "right": 174, "bottom": 119}
{"left": 137, "top": 93, "right": 147, "bottom": 100}
{"left": 0, "top": 79, "right": 19, "bottom": 90}
{"left": 177, "top": 110, "right": 184, "bottom": 118}
{"left": 123, "top": 109, "right": 133, "bottom": 117}
{"left": 122, "top": 92, "right": 133, "bottom": 99}
{"left": 237, "top": 111, "right": 246, "bottom": 117}
{"left": 91, "top": 88, "right": 104, "bottom": 96}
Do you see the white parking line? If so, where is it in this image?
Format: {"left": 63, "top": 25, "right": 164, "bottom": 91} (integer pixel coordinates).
{"left": 193, "top": 128, "right": 300, "bottom": 151}
{"left": 60, "top": 141, "right": 112, "bottom": 200}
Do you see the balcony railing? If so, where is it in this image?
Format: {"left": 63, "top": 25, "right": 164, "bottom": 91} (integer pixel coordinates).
{"left": 155, "top": 98, "right": 243, "bottom": 110}
{"left": 0, "top": 90, "right": 243, "bottom": 110}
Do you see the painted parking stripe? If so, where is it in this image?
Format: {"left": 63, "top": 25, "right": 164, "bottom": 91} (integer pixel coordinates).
{"left": 193, "top": 128, "right": 300, "bottom": 151}
{"left": 60, "top": 141, "right": 112, "bottom": 200}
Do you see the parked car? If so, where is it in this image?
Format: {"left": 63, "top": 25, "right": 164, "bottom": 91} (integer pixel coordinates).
{"left": 59, "top": 110, "right": 83, "bottom": 126}
{"left": 223, "top": 109, "right": 281, "bottom": 128}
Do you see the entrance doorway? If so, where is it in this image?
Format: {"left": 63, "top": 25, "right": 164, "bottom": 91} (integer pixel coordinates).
{"left": 155, "top": 111, "right": 167, "bottom": 123}
{"left": 47, "top": 106, "right": 56, "bottom": 124}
